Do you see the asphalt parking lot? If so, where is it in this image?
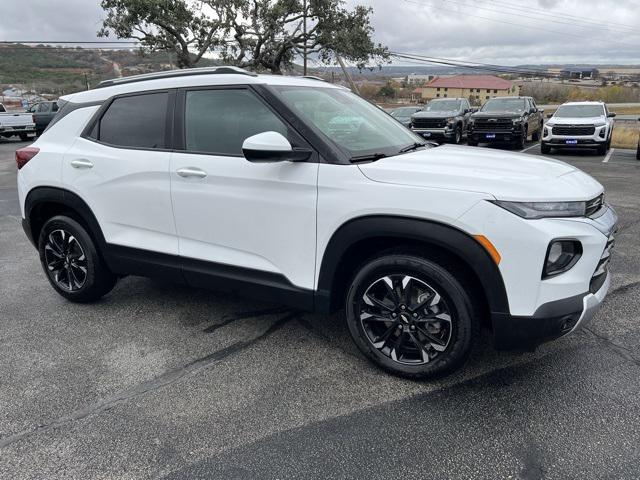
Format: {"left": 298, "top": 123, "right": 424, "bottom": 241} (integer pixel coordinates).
{"left": 1, "top": 137, "right": 639, "bottom": 479}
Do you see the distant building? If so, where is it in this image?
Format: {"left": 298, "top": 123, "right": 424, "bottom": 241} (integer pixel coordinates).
{"left": 560, "top": 67, "right": 599, "bottom": 80}
{"left": 406, "top": 73, "right": 437, "bottom": 85}
{"left": 413, "top": 75, "right": 518, "bottom": 104}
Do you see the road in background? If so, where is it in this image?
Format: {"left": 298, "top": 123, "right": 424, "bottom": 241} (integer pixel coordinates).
{"left": 1, "top": 137, "right": 639, "bottom": 479}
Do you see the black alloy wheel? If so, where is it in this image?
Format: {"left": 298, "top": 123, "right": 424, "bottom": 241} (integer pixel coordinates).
{"left": 44, "top": 229, "right": 88, "bottom": 291}
{"left": 39, "top": 216, "right": 117, "bottom": 302}
{"left": 346, "top": 253, "right": 476, "bottom": 379}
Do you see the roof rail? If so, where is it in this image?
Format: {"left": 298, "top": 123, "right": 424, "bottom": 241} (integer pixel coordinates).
{"left": 301, "top": 75, "right": 326, "bottom": 82}
{"left": 97, "top": 66, "right": 258, "bottom": 89}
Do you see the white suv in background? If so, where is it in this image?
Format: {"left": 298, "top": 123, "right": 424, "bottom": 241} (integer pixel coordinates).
{"left": 542, "top": 101, "right": 615, "bottom": 155}
{"left": 17, "top": 67, "right": 617, "bottom": 379}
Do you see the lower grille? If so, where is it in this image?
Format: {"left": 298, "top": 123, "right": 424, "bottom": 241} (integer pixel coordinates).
{"left": 552, "top": 125, "right": 596, "bottom": 136}
{"left": 413, "top": 118, "right": 446, "bottom": 129}
{"left": 474, "top": 119, "right": 513, "bottom": 131}
{"left": 589, "top": 232, "right": 615, "bottom": 293}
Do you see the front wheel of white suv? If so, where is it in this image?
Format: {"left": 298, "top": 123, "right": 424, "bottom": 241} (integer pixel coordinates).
{"left": 38, "top": 216, "right": 117, "bottom": 303}
{"left": 345, "top": 253, "right": 477, "bottom": 379}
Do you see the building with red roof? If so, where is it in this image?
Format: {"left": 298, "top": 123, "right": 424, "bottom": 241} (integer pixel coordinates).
{"left": 412, "top": 75, "right": 519, "bottom": 104}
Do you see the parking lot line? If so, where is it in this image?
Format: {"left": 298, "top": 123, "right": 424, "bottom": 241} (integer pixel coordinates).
{"left": 520, "top": 143, "right": 540, "bottom": 153}
{"left": 603, "top": 148, "right": 615, "bottom": 163}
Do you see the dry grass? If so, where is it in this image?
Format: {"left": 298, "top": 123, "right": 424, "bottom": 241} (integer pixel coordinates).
{"left": 612, "top": 126, "right": 640, "bottom": 149}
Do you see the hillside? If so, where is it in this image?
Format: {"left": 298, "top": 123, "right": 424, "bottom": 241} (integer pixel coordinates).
{"left": 0, "top": 44, "right": 217, "bottom": 95}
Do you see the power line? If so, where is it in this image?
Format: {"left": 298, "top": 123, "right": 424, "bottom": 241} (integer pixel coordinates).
{"left": 0, "top": 40, "right": 141, "bottom": 44}
{"left": 484, "top": 0, "right": 640, "bottom": 31}
{"left": 401, "top": 0, "right": 640, "bottom": 48}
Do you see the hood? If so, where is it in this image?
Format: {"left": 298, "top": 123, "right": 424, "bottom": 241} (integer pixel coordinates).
{"left": 357, "top": 145, "right": 603, "bottom": 202}
{"left": 547, "top": 116, "right": 605, "bottom": 125}
{"left": 471, "top": 112, "right": 523, "bottom": 120}
{"left": 413, "top": 110, "right": 460, "bottom": 119}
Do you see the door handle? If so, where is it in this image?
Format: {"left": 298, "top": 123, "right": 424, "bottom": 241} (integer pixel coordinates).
{"left": 176, "top": 167, "right": 207, "bottom": 179}
{"left": 70, "top": 159, "right": 94, "bottom": 169}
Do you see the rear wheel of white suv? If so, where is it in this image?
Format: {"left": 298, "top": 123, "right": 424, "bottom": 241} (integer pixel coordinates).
{"left": 38, "top": 216, "right": 117, "bottom": 303}
{"left": 345, "top": 253, "right": 477, "bottom": 379}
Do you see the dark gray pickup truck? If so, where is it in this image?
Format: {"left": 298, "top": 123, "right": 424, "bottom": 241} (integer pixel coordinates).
{"left": 27, "top": 101, "right": 59, "bottom": 135}
{"left": 410, "top": 98, "right": 474, "bottom": 144}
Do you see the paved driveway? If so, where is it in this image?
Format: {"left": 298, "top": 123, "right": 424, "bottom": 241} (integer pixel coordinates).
{"left": 1, "top": 138, "right": 639, "bottom": 479}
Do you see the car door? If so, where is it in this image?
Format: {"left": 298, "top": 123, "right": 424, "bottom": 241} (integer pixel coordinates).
{"left": 62, "top": 90, "right": 178, "bottom": 256}
{"left": 169, "top": 86, "right": 319, "bottom": 294}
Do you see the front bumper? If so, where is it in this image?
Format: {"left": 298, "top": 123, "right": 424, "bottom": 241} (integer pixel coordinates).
{"left": 469, "top": 129, "right": 524, "bottom": 143}
{"left": 412, "top": 128, "right": 456, "bottom": 140}
{"left": 543, "top": 125, "right": 608, "bottom": 148}
{"left": 493, "top": 271, "right": 610, "bottom": 350}
{"left": 491, "top": 205, "right": 617, "bottom": 351}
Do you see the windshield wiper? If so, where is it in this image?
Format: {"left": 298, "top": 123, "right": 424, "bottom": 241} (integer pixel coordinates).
{"left": 398, "top": 142, "right": 428, "bottom": 154}
{"left": 349, "top": 153, "right": 388, "bottom": 163}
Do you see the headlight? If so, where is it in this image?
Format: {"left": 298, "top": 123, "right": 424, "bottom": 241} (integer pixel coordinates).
{"left": 446, "top": 117, "right": 455, "bottom": 124}
{"left": 595, "top": 122, "right": 606, "bottom": 127}
{"left": 491, "top": 200, "right": 587, "bottom": 219}
{"left": 512, "top": 117, "right": 524, "bottom": 124}
{"left": 543, "top": 240, "right": 583, "bottom": 278}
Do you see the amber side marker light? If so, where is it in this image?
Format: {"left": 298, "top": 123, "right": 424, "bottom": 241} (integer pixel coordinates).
{"left": 474, "top": 235, "right": 502, "bottom": 265}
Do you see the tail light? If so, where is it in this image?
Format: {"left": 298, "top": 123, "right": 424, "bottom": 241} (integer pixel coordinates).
{"left": 16, "top": 147, "right": 40, "bottom": 169}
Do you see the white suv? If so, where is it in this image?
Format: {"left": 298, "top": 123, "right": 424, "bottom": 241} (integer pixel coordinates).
{"left": 542, "top": 101, "right": 615, "bottom": 155}
{"left": 16, "top": 67, "right": 617, "bottom": 379}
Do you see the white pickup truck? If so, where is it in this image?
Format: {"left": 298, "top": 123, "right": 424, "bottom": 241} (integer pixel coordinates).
{"left": 0, "top": 103, "right": 36, "bottom": 141}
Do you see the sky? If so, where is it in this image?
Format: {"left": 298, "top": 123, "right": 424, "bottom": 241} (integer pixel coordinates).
{"left": 0, "top": 0, "right": 638, "bottom": 66}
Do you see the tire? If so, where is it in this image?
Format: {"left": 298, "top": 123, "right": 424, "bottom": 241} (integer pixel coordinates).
{"left": 597, "top": 144, "right": 607, "bottom": 155}
{"left": 453, "top": 125, "right": 462, "bottom": 144}
{"left": 467, "top": 139, "right": 478, "bottom": 147}
{"left": 636, "top": 145, "right": 640, "bottom": 160}
{"left": 514, "top": 134, "right": 525, "bottom": 150}
{"left": 541, "top": 142, "right": 551, "bottom": 154}
{"left": 19, "top": 133, "right": 29, "bottom": 142}
{"left": 38, "top": 215, "right": 117, "bottom": 303}
{"left": 345, "top": 252, "right": 477, "bottom": 379}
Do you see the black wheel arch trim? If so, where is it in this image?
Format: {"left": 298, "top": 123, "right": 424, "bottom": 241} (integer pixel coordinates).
{"left": 315, "top": 215, "right": 510, "bottom": 317}
{"left": 24, "top": 186, "right": 108, "bottom": 252}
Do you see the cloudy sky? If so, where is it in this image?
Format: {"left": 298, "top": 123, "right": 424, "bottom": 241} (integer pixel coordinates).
{"left": 0, "top": 0, "right": 638, "bottom": 65}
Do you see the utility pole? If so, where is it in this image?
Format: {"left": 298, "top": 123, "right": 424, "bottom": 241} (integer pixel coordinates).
{"left": 337, "top": 54, "right": 359, "bottom": 95}
{"left": 303, "top": 0, "right": 308, "bottom": 76}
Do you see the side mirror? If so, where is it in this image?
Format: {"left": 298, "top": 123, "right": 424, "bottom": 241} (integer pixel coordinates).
{"left": 242, "top": 131, "right": 312, "bottom": 163}
{"left": 530, "top": 108, "right": 537, "bottom": 114}
{"left": 608, "top": 112, "right": 616, "bottom": 118}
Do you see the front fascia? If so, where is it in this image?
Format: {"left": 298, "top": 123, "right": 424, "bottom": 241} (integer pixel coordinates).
{"left": 458, "top": 200, "right": 610, "bottom": 317}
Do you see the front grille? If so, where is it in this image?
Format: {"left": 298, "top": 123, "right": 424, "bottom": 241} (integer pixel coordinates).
{"left": 473, "top": 118, "right": 513, "bottom": 131}
{"left": 585, "top": 194, "right": 604, "bottom": 217}
{"left": 412, "top": 118, "right": 446, "bottom": 129}
{"left": 552, "top": 125, "right": 596, "bottom": 136}
{"left": 589, "top": 231, "right": 615, "bottom": 293}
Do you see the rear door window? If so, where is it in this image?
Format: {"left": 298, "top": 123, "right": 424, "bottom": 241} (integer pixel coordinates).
{"left": 97, "top": 92, "right": 169, "bottom": 149}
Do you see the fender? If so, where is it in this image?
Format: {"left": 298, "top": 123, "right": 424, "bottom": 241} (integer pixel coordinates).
{"left": 316, "top": 215, "right": 510, "bottom": 317}
{"left": 23, "top": 186, "right": 108, "bottom": 252}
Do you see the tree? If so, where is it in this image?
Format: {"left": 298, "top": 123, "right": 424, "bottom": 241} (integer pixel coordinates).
{"left": 99, "top": 0, "right": 235, "bottom": 68}
{"left": 378, "top": 83, "right": 395, "bottom": 99}
{"left": 99, "top": 0, "right": 389, "bottom": 73}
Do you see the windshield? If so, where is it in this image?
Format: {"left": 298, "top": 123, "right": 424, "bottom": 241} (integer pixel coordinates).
{"left": 481, "top": 98, "right": 526, "bottom": 113}
{"left": 273, "top": 86, "right": 424, "bottom": 158}
{"left": 425, "top": 100, "right": 462, "bottom": 112}
{"left": 390, "top": 107, "right": 419, "bottom": 117}
{"left": 554, "top": 105, "right": 605, "bottom": 118}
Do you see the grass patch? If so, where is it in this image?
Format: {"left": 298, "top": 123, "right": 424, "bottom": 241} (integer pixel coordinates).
{"left": 612, "top": 126, "right": 639, "bottom": 149}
